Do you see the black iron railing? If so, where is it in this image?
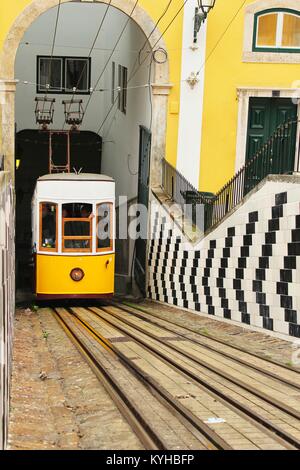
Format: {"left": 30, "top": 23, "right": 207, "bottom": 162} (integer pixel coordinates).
{"left": 162, "top": 119, "right": 298, "bottom": 233}
{"left": 162, "top": 159, "right": 215, "bottom": 230}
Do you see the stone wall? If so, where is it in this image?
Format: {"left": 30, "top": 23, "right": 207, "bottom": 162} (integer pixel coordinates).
{"left": 148, "top": 175, "right": 300, "bottom": 339}
{"left": 0, "top": 171, "right": 14, "bottom": 449}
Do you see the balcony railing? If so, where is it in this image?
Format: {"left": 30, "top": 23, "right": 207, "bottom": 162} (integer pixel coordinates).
{"left": 162, "top": 119, "right": 298, "bottom": 233}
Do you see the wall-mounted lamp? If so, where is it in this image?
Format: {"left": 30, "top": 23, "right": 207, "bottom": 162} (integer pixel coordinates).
{"left": 194, "top": 1, "right": 216, "bottom": 43}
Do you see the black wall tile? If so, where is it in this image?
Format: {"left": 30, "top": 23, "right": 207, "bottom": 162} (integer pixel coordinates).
{"left": 285, "top": 309, "right": 297, "bottom": 324}
{"left": 263, "top": 317, "right": 274, "bottom": 331}
{"left": 249, "top": 211, "right": 258, "bottom": 223}
{"left": 280, "top": 269, "right": 293, "bottom": 283}
{"left": 268, "top": 219, "right": 280, "bottom": 232}
{"left": 284, "top": 256, "right": 296, "bottom": 270}
{"left": 277, "top": 282, "right": 289, "bottom": 296}
{"left": 253, "top": 280, "right": 263, "bottom": 292}
{"left": 265, "top": 232, "right": 276, "bottom": 245}
{"left": 272, "top": 205, "right": 283, "bottom": 219}
{"left": 292, "top": 229, "right": 300, "bottom": 243}
{"left": 246, "top": 223, "right": 256, "bottom": 234}
{"left": 275, "top": 192, "right": 287, "bottom": 206}
{"left": 289, "top": 323, "right": 300, "bottom": 338}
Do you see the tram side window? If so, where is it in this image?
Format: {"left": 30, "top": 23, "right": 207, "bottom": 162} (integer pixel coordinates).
{"left": 62, "top": 203, "right": 93, "bottom": 252}
{"left": 40, "top": 203, "right": 57, "bottom": 251}
{"left": 97, "top": 203, "right": 113, "bottom": 252}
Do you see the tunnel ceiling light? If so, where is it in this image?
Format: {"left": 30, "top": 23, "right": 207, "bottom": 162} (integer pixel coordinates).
{"left": 194, "top": 0, "right": 216, "bottom": 43}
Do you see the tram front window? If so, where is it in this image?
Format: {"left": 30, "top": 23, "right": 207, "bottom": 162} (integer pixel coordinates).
{"left": 62, "top": 203, "right": 93, "bottom": 252}
{"left": 97, "top": 203, "right": 113, "bottom": 252}
{"left": 40, "top": 203, "right": 57, "bottom": 251}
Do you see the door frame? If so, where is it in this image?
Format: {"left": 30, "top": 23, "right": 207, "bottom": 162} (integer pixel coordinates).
{"left": 235, "top": 87, "right": 300, "bottom": 172}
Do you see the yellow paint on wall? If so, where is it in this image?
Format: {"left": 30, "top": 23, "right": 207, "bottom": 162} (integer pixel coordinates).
{"left": 36, "top": 253, "right": 115, "bottom": 295}
{"left": 199, "top": 0, "right": 300, "bottom": 194}
{"left": 0, "top": 0, "right": 184, "bottom": 169}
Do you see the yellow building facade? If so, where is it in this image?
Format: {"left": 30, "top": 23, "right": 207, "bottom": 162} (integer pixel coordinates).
{"left": 200, "top": 0, "right": 300, "bottom": 193}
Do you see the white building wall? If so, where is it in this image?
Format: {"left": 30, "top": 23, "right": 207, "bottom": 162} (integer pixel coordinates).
{"left": 15, "top": 2, "right": 151, "bottom": 200}
{"left": 176, "top": 0, "right": 207, "bottom": 189}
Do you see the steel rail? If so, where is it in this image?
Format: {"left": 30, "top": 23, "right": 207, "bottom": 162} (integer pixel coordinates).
{"left": 53, "top": 308, "right": 165, "bottom": 451}
{"left": 122, "top": 301, "right": 300, "bottom": 374}
{"left": 62, "top": 307, "right": 231, "bottom": 450}
{"left": 112, "top": 302, "right": 300, "bottom": 390}
{"left": 83, "top": 305, "right": 300, "bottom": 449}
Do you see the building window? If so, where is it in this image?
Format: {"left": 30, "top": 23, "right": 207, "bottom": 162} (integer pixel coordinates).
{"left": 118, "top": 65, "right": 128, "bottom": 114}
{"left": 253, "top": 9, "right": 300, "bottom": 52}
{"left": 38, "top": 57, "right": 63, "bottom": 92}
{"left": 37, "top": 56, "right": 91, "bottom": 94}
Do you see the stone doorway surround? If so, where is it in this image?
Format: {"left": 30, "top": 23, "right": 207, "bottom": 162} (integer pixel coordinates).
{"left": 235, "top": 87, "right": 300, "bottom": 173}
{"left": 0, "top": 0, "right": 172, "bottom": 184}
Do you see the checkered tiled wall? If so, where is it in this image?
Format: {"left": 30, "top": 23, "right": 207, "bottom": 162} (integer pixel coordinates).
{"left": 148, "top": 179, "right": 300, "bottom": 338}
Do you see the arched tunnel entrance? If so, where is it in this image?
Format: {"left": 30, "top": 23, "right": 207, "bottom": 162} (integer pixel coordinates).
{"left": 3, "top": 0, "right": 171, "bottom": 302}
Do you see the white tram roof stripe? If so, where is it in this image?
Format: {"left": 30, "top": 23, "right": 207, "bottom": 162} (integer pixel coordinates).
{"left": 38, "top": 173, "right": 114, "bottom": 182}
{"left": 35, "top": 173, "right": 115, "bottom": 201}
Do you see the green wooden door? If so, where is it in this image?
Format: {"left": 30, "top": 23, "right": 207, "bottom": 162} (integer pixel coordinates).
{"left": 246, "top": 97, "right": 297, "bottom": 162}
{"left": 245, "top": 98, "right": 297, "bottom": 193}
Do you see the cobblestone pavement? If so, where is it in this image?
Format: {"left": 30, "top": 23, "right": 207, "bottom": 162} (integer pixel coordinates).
{"left": 140, "top": 300, "right": 300, "bottom": 370}
{"left": 8, "top": 308, "right": 143, "bottom": 450}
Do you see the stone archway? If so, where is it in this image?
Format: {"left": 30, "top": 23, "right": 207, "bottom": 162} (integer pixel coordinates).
{"left": 0, "top": 0, "right": 172, "bottom": 184}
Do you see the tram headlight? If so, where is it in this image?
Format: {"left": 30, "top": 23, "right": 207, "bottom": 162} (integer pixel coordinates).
{"left": 70, "top": 268, "right": 85, "bottom": 282}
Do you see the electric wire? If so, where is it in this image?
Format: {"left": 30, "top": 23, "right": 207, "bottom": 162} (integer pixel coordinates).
{"left": 40, "top": 0, "right": 62, "bottom": 116}
{"left": 81, "top": 0, "right": 139, "bottom": 122}
{"left": 63, "top": 0, "right": 114, "bottom": 129}
{"left": 128, "top": 0, "right": 189, "bottom": 84}
{"left": 198, "top": 0, "right": 247, "bottom": 73}
{"left": 19, "top": 0, "right": 246, "bottom": 146}
{"left": 130, "top": 0, "right": 174, "bottom": 81}
{"left": 44, "top": 0, "right": 62, "bottom": 99}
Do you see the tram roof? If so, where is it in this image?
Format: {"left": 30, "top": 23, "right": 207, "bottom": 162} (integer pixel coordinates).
{"left": 38, "top": 173, "right": 114, "bottom": 183}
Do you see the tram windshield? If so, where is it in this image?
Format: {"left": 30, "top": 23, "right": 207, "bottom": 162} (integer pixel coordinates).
{"left": 62, "top": 203, "right": 93, "bottom": 252}
{"left": 40, "top": 203, "right": 57, "bottom": 251}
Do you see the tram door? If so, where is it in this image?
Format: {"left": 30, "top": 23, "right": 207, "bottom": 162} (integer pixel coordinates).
{"left": 135, "top": 126, "right": 151, "bottom": 296}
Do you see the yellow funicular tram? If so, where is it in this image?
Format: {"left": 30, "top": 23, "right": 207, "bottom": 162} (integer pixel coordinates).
{"left": 32, "top": 173, "right": 115, "bottom": 299}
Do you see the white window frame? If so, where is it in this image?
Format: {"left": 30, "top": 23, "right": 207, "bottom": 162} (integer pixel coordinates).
{"left": 255, "top": 11, "right": 300, "bottom": 50}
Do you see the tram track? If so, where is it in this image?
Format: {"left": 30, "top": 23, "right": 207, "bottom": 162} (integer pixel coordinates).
{"left": 80, "top": 305, "right": 300, "bottom": 449}
{"left": 53, "top": 307, "right": 229, "bottom": 451}
{"left": 120, "top": 301, "right": 300, "bottom": 381}
{"left": 52, "top": 305, "right": 300, "bottom": 450}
